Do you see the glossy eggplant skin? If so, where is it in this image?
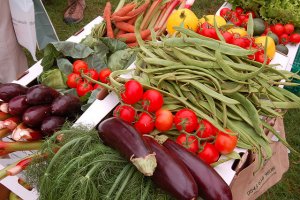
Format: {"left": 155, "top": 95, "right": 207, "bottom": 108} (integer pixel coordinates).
{"left": 26, "top": 85, "right": 60, "bottom": 105}
{"left": 51, "top": 94, "right": 81, "bottom": 117}
{"left": 41, "top": 116, "right": 65, "bottom": 136}
{"left": 143, "top": 136, "right": 198, "bottom": 200}
{"left": 98, "top": 117, "right": 152, "bottom": 159}
{"left": 23, "top": 105, "right": 52, "bottom": 128}
{"left": 8, "top": 95, "right": 30, "bottom": 116}
{"left": 163, "top": 139, "right": 232, "bottom": 200}
{"left": 0, "top": 83, "right": 27, "bottom": 102}
{"left": 98, "top": 117, "right": 157, "bottom": 176}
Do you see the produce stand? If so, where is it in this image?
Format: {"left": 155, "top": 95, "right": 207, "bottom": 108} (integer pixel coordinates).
{"left": 1, "top": 1, "right": 299, "bottom": 199}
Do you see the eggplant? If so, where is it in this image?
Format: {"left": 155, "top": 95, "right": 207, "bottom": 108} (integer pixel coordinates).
{"left": 143, "top": 136, "right": 198, "bottom": 200}
{"left": 26, "top": 85, "right": 60, "bottom": 105}
{"left": 22, "top": 105, "right": 52, "bottom": 127}
{"left": 98, "top": 117, "right": 157, "bottom": 176}
{"left": 0, "top": 83, "right": 27, "bottom": 102}
{"left": 41, "top": 116, "right": 65, "bottom": 136}
{"left": 51, "top": 94, "right": 81, "bottom": 117}
{"left": 163, "top": 139, "right": 232, "bottom": 200}
{"left": 8, "top": 95, "right": 30, "bottom": 116}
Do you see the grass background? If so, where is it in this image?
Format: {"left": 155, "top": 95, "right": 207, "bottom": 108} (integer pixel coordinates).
{"left": 29, "top": 0, "right": 299, "bottom": 199}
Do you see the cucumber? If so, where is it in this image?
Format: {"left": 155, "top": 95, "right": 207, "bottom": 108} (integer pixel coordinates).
{"left": 253, "top": 18, "right": 266, "bottom": 36}
{"left": 276, "top": 44, "right": 289, "bottom": 55}
{"left": 267, "top": 32, "right": 279, "bottom": 45}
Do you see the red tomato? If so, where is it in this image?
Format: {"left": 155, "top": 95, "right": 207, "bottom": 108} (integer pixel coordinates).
{"left": 76, "top": 81, "right": 93, "bottom": 97}
{"left": 235, "top": 6, "right": 244, "bottom": 16}
{"left": 197, "top": 22, "right": 212, "bottom": 35}
{"left": 271, "top": 23, "right": 285, "bottom": 36}
{"left": 263, "top": 27, "right": 271, "bottom": 35}
{"left": 196, "top": 119, "right": 217, "bottom": 138}
{"left": 222, "top": 31, "right": 234, "bottom": 43}
{"left": 241, "top": 17, "right": 249, "bottom": 28}
{"left": 231, "top": 38, "right": 248, "bottom": 48}
{"left": 66, "top": 73, "right": 83, "bottom": 88}
{"left": 174, "top": 109, "right": 198, "bottom": 133}
{"left": 279, "top": 34, "right": 289, "bottom": 45}
{"left": 238, "top": 14, "right": 247, "bottom": 22}
{"left": 121, "top": 80, "right": 143, "bottom": 105}
{"left": 230, "top": 16, "right": 242, "bottom": 27}
{"left": 200, "top": 28, "right": 218, "bottom": 40}
{"left": 113, "top": 105, "right": 136, "bottom": 123}
{"left": 84, "top": 69, "right": 98, "bottom": 81}
{"left": 94, "top": 84, "right": 103, "bottom": 90}
{"left": 99, "top": 68, "right": 111, "bottom": 83}
{"left": 215, "top": 129, "right": 238, "bottom": 154}
{"left": 73, "top": 60, "right": 88, "bottom": 74}
{"left": 255, "top": 51, "right": 269, "bottom": 64}
{"left": 198, "top": 143, "right": 220, "bottom": 164}
{"left": 142, "top": 90, "right": 164, "bottom": 112}
{"left": 290, "top": 33, "right": 300, "bottom": 44}
{"left": 176, "top": 134, "right": 199, "bottom": 153}
{"left": 134, "top": 112, "right": 155, "bottom": 134}
{"left": 155, "top": 109, "right": 173, "bottom": 132}
{"left": 220, "top": 8, "right": 232, "bottom": 21}
{"left": 245, "top": 11, "right": 256, "bottom": 18}
{"left": 284, "top": 23, "right": 294, "bottom": 34}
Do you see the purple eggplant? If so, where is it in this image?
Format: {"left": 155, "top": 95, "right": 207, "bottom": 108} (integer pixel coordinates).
{"left": 26, "top": 85, "right": 60, "bottom": 105}
{"left": 98, "top": 117, "right": 157, "bottom": 176}
{"left": 0, "top": 83, "right": 27, "bottom": 102}
{"left": 163, "top": 139, "right": 232, "bottom": 200}
{"left": 8, "top": 95, "right": 30, "bottom": 116}
{"left": 143, "top": 136, "right": 198, "bottom": 200}
{"left": 41, "top": 116, "right": 65, "bottom": 136}
{"left": 51, "top": 94, "right": 81, "bottom": 117}
{"left": 23, "top": 105, "right": 52, "bottom": 127}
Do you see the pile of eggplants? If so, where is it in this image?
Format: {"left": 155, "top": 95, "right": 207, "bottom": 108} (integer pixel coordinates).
{"left": 98, "top": 117, "right": 232, "bottom": 200}
{"left": 0, "top": 83, "right": 81, "bottom": 139}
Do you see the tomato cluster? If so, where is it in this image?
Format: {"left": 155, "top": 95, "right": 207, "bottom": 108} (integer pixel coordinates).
{"left": 113, "top": 80, "right": 169, "bottom": 134}
{"left": 220, "top": 7, "right": 255, "bottom": 28}
{"left": 113, "top": 80, "right": 238, "bottom": 165}
{"left": 173, "top": 108, "right": 238, "bottom": 165}
{"left": 66, "top": 60, "right": 112, "bottom": 97}
{"left": 268, "top": 23, "right": 300, "bottom": 45}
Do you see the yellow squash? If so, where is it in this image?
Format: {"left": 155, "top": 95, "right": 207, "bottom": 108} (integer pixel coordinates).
{"left": 199, "top": 15, "right": 226, "bottom": 27}
{"left": 166, "top": 9, "right": 198, "bottom": 35}
{"left": 255, "top": 36, "right": 276, "bottom": 59}
{"left": 228, "top": 28, "right": 248, "bottom": 37}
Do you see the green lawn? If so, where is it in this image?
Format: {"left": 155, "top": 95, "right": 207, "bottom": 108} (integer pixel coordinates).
{"left": 31, "top": 0, "right": 300, "bottom": 199}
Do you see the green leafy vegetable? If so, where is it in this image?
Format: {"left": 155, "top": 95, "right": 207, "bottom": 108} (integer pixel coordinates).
{"left": 39, "top": 69, "right": 67, "bottom": 89}
{"left": 57, "top": 58, "right": 73, "bottom": 75}
{"left": 100, "top": 37, "right": 128, "bottom": 53}
{"left": 108, "top": 49, "right": 136, "bottom": 71}
{"left": 81, "top": 89, "right": 101, "bottom": 111}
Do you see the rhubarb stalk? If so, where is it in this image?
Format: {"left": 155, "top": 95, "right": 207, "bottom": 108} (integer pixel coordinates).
{"left": 140, "top": 0, "right": 162, "bottom": 30}
{"left": 0, "top": 128, "right": 11, "bottom": 139}
{"left": 0, "top": 154, "right": 37, "bottom": 180}
{"left": 156, "top": 0, "right": 181, "bottom": 29}
{"left": 0, "top": 140, "right": 43, "bottom": 152}
{"left": 0, "top": 116, "right": 20, "bottom": 130}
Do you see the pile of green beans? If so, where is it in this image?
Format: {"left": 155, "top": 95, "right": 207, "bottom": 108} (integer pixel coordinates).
{"left": 133, "top": 27, "right": 300, "bottom": 170}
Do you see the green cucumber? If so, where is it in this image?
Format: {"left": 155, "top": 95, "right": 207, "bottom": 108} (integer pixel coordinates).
{"left": 276, "top": 44, "right": 289, "bottom": 55}
{"left": 267, "top": 32, "right": 279, "bottom": 45}
{"left": 253, "top": 18, "right": 266, "bottom": 36}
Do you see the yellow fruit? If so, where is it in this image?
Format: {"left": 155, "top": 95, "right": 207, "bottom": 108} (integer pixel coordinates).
{"left": 199, "top": 15, "right": 226, "bottom": 27}
{"left": 228, "top": 28, "right": 248, "bottom": 37}
{"left": 255, "top": 36, "right": 276, "bottom": 59}
{"left": 166, "top": 9, "right": 198, "bottom": 35}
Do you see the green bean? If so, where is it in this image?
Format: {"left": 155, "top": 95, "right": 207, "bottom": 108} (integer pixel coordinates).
{"left": 143, "top": 57, "right": 182, "bottom": 67}
{"left": 214, "top": 70, "right": 251, "bottom": 84}
{"left": 194, "top": 45, "right": 215, "bottom": 57}
{"left": 227, "top": 104, "right": 253, "bottom": 126}
{"left": 162, "top": 104, "right": 184, "bottom": 112}
{"left": 274, "top": 86, "right": 300, "bottom": 105}
{"left": 175, "top": 47, "right": 216, "bottom": 61}
{"left": 163, "top": 35, "right": 256, "bottom": 56}
{"left": 203, "top": 93, "right": 217, "bottom": 118}
{"left": 227, "top": 93, "right": 264, "bottom": 137}
{"left": 172, "top": 48, "right": 219, "bottom": 69}
{"left": 153, "top": 48, "right": 177, "bottom": 62}
{"left": 215, "top": 50, "right": 266, "bottom": 81}
{"left": 168, "top": 81, "right": 185, "bottom": 98}
{"left": 259, "top": 106, "right": 283, "bottom": 117}
{"left": 222, "top": 83, "right": 243, "bottom": 94}
{"left": 246, "top": 13, "right": 254, "bottom": 36}
{"left": 255, "top": 78, "right": 289, "bottom": 102}
{"left": 184, "top": 80, "right": 240, "bottom": 104}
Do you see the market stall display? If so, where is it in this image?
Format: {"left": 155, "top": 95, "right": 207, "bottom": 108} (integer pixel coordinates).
{"left": 1, "top": 0, "right": 300, "bottom": 199}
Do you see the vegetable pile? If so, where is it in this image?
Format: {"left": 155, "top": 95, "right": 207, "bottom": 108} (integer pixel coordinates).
{"left": 92, "top": 0, "right": 190, "bottom": 46}
{"left": 0, "top": 83, "right": 81, "bottom": 155}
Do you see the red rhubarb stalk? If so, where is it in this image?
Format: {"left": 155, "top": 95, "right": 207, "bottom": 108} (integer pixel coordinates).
{"left": 178, "top": 0, "right": 186, "bottom": 9}
{"left": 140, "top": 0, "right": 162, "bottom": 30}
{"left": 0, "top": 128, "right": 11, "bottom": 139}
{"left": 0, "top": 154, "right": 37, "bottom": 180}
{"left": 0, "top": 140, "right": 43, "bottom": 152}
{"left": 0, "top": 150, "right": 13, "bottom": 156}
{"left": 156, "top": 0, "right": 180, "bottom": 29}
{"left": 185, "top": 0, "right": 195, "bottom": 9}
{"left": 0, "top": 103, "right": 8, "bottom": 113}
{"left": 0, "top": 111, "right": 11, "bottom": 121}
{"left": 12, "top": 123, "right": 43, "bottom": 141}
